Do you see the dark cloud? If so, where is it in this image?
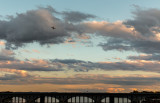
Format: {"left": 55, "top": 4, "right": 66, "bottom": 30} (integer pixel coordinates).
{"left": 0, "top": 55, "right": 15, "bottom": 61}
{"left": 0, "top": 6, "right": 94, "bottom": 49}
{"left": 18, "top": 67, "right": 63, "bottom": 71}
{"left": 0, "top": 7, "right": 66, "bottom": 49}
{"left": 124, "top": 8, "right": 160, "bottom": 36}
{"left": 99, "top": 37, "right": 160, "bottom": 54}
{"left": 50, "top": 59, "right": 86, "bottom": 64}
{"left": 0, "top": 73, "right": 34, "bottom": 85}
{"left": 49, "top": 59, "right": 159, "bottom": 73}
{"left": 0, "top": 49, "right": 15, "bottom": 61}
{"left": 99, "top": 38, "right": 132, "bottom": 52}
{"left": 62, "top": 11, "right": 96, "bottom": 22}
{"left": 0, "top": 74, "right": 19, "bottom": 80}
{"left": 128, "top": 54, "right": 160, "bottom": 61}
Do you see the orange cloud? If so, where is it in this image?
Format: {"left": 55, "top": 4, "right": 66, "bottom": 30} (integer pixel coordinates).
{"left": 107, "top": 88, "right": 125, "bottom": 93}
{"left": 0, "top": 41, "right": 5, "bottom": 46}
{"left": 0, "top": 68, "right": 28, "bottom": 77}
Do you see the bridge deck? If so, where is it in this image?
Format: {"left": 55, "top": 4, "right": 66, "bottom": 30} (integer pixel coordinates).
{"left": 0, "top": 92, "right": 160, "bottom": 103}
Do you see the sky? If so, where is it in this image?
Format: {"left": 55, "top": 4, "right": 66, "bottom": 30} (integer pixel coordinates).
{"left": 1, "top": 0, "right": 160, "bottom": 93}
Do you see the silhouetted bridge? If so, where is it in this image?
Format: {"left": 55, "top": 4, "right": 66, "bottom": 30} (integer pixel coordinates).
{"left": 1, "top": 92, "right": 160, "bottom": 103}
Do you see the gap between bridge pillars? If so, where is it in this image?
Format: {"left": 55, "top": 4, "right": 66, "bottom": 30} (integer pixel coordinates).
{"left": 130, "top": 96, "right": 140, "bottom": 103}
{"left": 109, "top": 96, "right": 114, "bottom": 103}
{"left": 26, "top": 99, "right": 36, "bottom": 103}
{"left": 40, "top": 96, "right": 45, "bottom": 103}
{"left": 92, "top": 96, "right": 102, "bottom": 103}
{"left": 94, "top": 100, "right": 102, "bottom": 103}
{"left": 25, "top": 96, "right": 38, "bottom": 103}
{"left": 57, "top": 96, "right": 69, "bottom": 103}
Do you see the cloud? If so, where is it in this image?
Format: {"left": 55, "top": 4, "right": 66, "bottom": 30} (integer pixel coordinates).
{"left": 89, "top": 8, "right": 160, "bottom": 54}
{"left": 0, "top": 59, "right": 64, "bottom": 71}
{"left": 50, "top": 59, "right": 86, "bottom": 64}
{"left": 49, "top": 59, "right": 160, "bottom": 73}
{"left": 99, "top": 37, "right": 159, "bottom": 52}
{"left": 81, "top": 21, "right": 137, "bottom": 39}
{"left": 32, "top": 49, "right": 40, "bottom": 53}
{"left": 99, "top": 37, "right": 160, "bottom": 54}
{"left": 0, "top": 68, "right": 28, "bottom": 77}
{"left": 0, "top": 7, "right": 67, "bottom": 49}
{"left": 0, "top": 6, "right": 95, "bottom": 49}
{"left": 0, "top": 73, "right": 34, "bottom": 85}
{"left": 62, "top": 11, "right": 96, "bottom": 23}
{"left": 124, "top": 8, "right": 160, "bottom": 37}
{"left": 0, "top": 41, "right": 5, "bottom": 46}
{"left": 0, "top": 68, "right": 33, "bottom": 85}
{"left": 128, "top": 54, "right": 160, "bottom": 61}
{"left": 0, "top": 49, "right": 15, "bottom": 61}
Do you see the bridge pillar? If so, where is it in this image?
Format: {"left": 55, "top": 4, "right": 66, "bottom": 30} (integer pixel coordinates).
{"left": 0, "top": 97, "right": 3, "bottom": 103}
{"left": 0, "top": 98, "right": 3, "bottom": 103}
{"left": 40, "top": 96, "right": 45, "bottom": 103}
{"left": 109, "top": 96, "right": 114, "bottom": 103}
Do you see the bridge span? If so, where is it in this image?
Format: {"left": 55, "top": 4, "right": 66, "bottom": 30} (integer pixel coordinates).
{"left": 0, "top": 92, "right": 160, "bottom": 103}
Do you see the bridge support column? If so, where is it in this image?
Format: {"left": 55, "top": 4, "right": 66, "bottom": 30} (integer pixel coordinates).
{"left": 109, "top": 96, "right": 114, "bottom": 103}
{"left": 0, "top": 97, "right": 4, "bottom": 103}
{"left": 0, "top": 98, "right": 3, "bottom": 103}
{"left": 40, "top": 96, "right": 45, "bottom": 103}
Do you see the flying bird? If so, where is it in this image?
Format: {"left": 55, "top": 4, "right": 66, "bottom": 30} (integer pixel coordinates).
{"left": 51, "top": 26, "right": 56, "bottom": 29}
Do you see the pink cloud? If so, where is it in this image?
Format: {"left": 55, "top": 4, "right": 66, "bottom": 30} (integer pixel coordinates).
{"left": 32, "top": 49, "right": 40, "bottom": 53}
